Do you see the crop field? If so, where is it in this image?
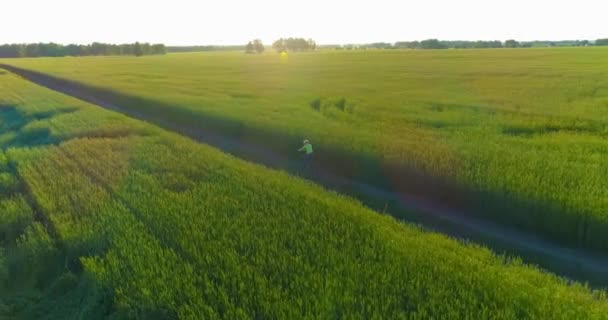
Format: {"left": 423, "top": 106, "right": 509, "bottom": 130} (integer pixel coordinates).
{"left": 0, "top": 62, "right": 607, "bottom": 318}
{"left": 3, "top": 47, "right": 607, "bottom": 254}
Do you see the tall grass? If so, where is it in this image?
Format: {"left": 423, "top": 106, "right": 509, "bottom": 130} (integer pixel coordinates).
{"left": 0, "top": 64, "right": 606, "bottom": 318}
{"left": 3, "top": 48, "right": 608, "bottom": 252}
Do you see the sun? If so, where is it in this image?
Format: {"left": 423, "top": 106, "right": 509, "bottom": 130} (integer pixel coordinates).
{"left": 279, "top": 51, "right": 288, "bottom": 63}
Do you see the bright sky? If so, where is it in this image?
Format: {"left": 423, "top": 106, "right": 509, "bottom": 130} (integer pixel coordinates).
{"left": 1, "top": 0, "right": 606, "bottom": 45}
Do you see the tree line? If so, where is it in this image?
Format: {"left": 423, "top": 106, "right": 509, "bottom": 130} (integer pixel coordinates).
{"left": 167, "top": 38, "right": 318, "bottom": 54}
{"left": 0, "top": 42, "right": 166, "bottom": 58}
{"left": 394, "top": 39, "right": 510, "bottom": 49}
{"left": 245, "top": 39, "right": 265, "bottom": 53}
{"left": 166, "top": 37, "right": 608, "bottom": 55}
{"left": 322, "top": 38, "right": 608, "bottom": 50}
{"left": 272, "top": 38, "right": 316, "bottom": 52}
{"left": 240, "top": 38, "right": 317, "bottom": 54}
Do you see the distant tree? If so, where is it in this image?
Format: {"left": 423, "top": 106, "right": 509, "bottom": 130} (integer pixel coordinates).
{"left": 420, "top": 39, "right": 447, "bottom": 49}
{"left": 487, "top": 40, "right": 503, "bottom": 48}
{"left": 365, "top": 42, "right": 393, "bottom": 49}
{"left": 596, "top": 38, "right": 608, "bottom": 46}
{"left": 272, "top": 38, "right": 316, "bottom": 52}
{"left": 400, "top": 40, "right": 501, "bottom": 49}
{"left": 504, "top": 39, "right": 520, "bottom": 48}
{"left": 284, "top": 38, "right": 299, "bottom": 51}
{"left": 307, "top": 39, "right": 317, "bottom": 51}
{"left": 90, "top": 42, "right": 105, "bottom": 55}
{"left": 64, "top": 44, "right": 79, "bottom": 56}
{"left": 272, "top": 39, "right": 286, "bottom": 52}
{"left": 151, "top": 44, "right": 166, "bottom": 54}
{"left": 245, "top": 41, "right": 255, "bottom": 53}
{"left": 0, "top": 42, "right": 166, "bottom": 58}
{"left": 577, "top": 40, "right": 590, "bottom": 47}
{"left": 394, "top": 41, "right": 420, "bottom": 49}
{"left": 478, "top": 40, "right": 502, "bottom": 48}
{"left": 38, "top": 43, "right": 64, "bottom": 56}
{"left": 0, "top": 44, "right": 21, "bottom": 58}
{"left": 253, "top": 39, "right": 264, "bottom": 53}
{"left": 120, "top": 44, "right": 131, "bottom": 55}
{"left": 289, "top": 38, "right": 298, "bottom": 51}
{"left": 24, "top": 44, "right": 41, "bottom": 57}
{"left": 474, "top": 41, "right": 489, "bottom": 48}
{"left": 104, "top": 44, "right": 119, "bottom": 55}
{"left": 450, "top": 41, "right": 472, "bottom": 49}
{"left": 133, "top": 42, "right": 143, "bottom": 57}
{"left": 141, "top": 43, "right": 152, "bottom": 55}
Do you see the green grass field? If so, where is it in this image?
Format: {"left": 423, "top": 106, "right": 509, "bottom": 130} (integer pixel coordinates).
{"left": 1, "top": 60, "right": 608, "bottom": 318}
{"left": 3, "top": 48, "right": 608, "bottom": 253}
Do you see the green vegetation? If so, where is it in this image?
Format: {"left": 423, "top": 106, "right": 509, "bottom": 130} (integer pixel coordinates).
{"left": 0, "top": 42, "right": 166, "bottom": 58}
{"left": 245, "top": 40, "right": 265, "bottom": 54}
{"left": 0, "top": 62, "right": 607, "bottom": 318}
{"left": 272, "top": 38, "right": 317, "bottom": 52}
{"left": 355, "top": 39, "right": 594, "bottom": 49}
{"left": 4, "top": 48, "right": 608, "bottom": 253}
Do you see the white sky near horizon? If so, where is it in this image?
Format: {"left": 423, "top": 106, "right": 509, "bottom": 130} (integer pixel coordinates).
{"left": 0, "top": 0, "right": 606, "bottom": 46}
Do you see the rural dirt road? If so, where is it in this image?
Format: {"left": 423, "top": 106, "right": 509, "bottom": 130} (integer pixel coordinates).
{"left": 2, "top": 64, "right": 607, "bottom": 288}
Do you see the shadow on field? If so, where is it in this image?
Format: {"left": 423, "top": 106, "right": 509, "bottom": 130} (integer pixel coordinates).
{"left": 0, "top": 104, "right": 117, "bottom": 319}
{"left": 0, "top": 104, "right": 80, "bottom": 242}
{"left": 2, "top": 64, "right": 608, "bottom": 288}
{"left": 0, "top": 104, "right": 78, "bottom": 149}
